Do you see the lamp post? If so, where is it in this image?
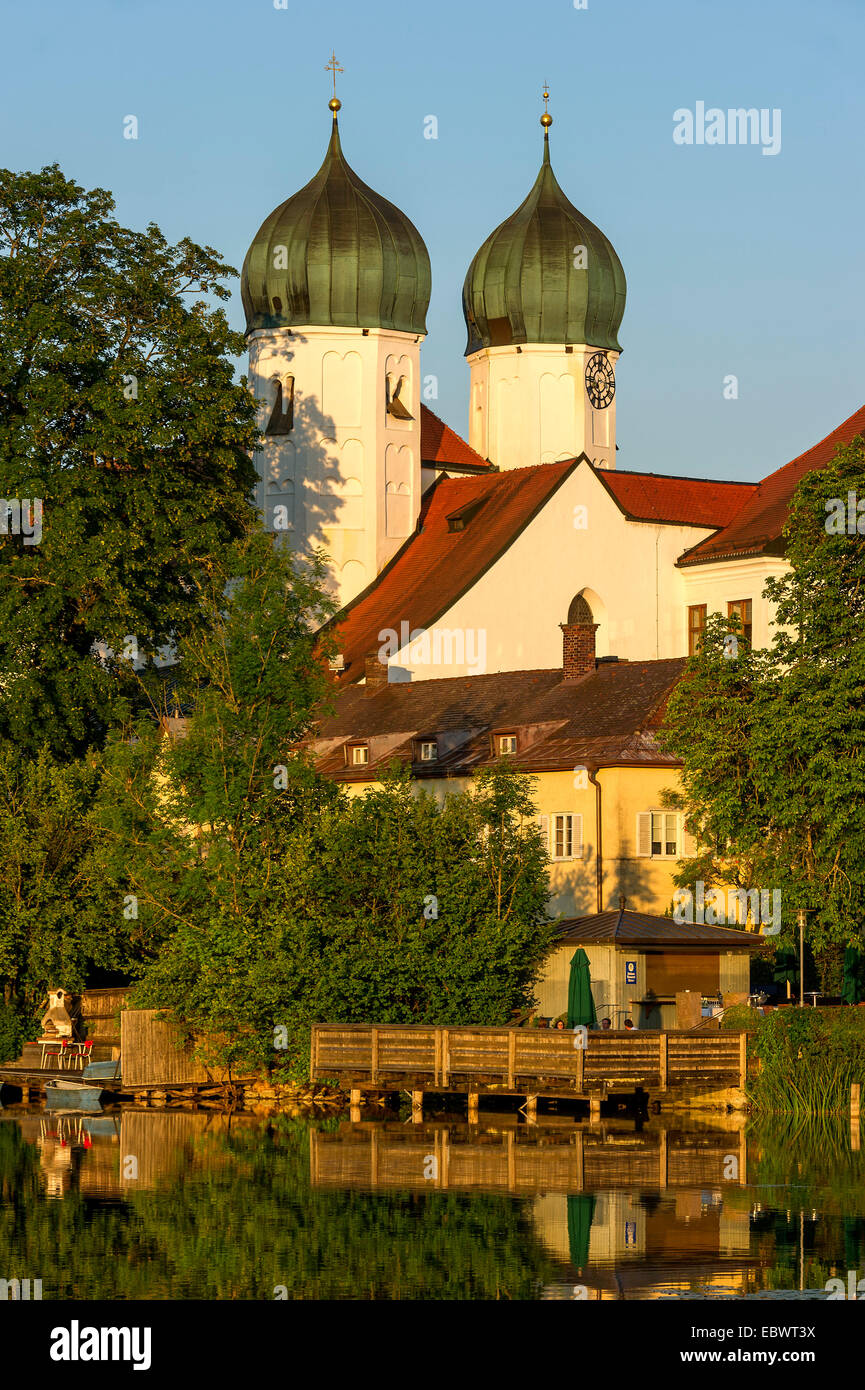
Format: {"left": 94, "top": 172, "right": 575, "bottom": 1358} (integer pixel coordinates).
{"left": 797, "top": 908, "right": 807, "bottom": 1008}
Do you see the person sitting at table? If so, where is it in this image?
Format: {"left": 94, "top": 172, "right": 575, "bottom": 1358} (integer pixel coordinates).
{"left": 623, "top": 1018, "right": 635, "bottom": 1030}
{"left": 600, "top": 1018, "right": 612, "bottom": 1030}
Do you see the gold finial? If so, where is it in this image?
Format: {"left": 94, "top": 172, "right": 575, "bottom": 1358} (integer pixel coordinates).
{"left": 326, "top": 51, "right": 343, "bottom": 111}
{"left": 541, "top": 81, "right": 552, "bottom": 129}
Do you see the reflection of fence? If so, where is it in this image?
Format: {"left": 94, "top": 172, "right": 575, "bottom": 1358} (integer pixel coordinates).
{"left": 310, "top": 1024, "right": 747, "bottom": 1094}
{"left": 309, "top": 1122, "right": 747, "bottom": 1195}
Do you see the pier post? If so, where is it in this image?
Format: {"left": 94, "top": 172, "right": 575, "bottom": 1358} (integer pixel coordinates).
{"left": 467, "top": 1091, "right": 479, "bottom": 1124}
{"left": 525, "top": 1094, "right": 537, "bottom": 1124}
{"left": 412, "top": 1089, "right": 424, "bottom": 1123}
{"left": 589, "top": 1094, "right": 601, "bottom": 1122}
{"left": 350, "top": 1087, "right": 362, "bottom": 1123}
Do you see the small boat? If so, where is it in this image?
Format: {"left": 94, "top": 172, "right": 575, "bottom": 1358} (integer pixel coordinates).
{"left": 81, "top": 1058, "right": 121, "bottom": 1084}
{"left": 44, "top": 1079, "right": 103, "bottom": 1113}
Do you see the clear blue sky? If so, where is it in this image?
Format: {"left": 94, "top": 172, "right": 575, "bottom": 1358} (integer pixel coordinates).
{"left": 3, "top": 0, "right": 863, "bottom": 483}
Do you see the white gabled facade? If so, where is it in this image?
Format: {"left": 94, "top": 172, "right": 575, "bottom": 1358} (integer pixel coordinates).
{"left": 384, "top": 461, "right": 719, "bottom": 681}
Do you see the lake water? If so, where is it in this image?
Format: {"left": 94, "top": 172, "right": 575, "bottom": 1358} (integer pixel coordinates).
{"left": 1, "top": 1104, "right": 862, "bottom": 1300}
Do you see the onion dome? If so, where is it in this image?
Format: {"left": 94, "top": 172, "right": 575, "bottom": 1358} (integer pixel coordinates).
{"left": 462, "top": 111, "right": 626, "bottom": 355}
{"left": 241, "top": 100, "right": 431, "bottom": 335}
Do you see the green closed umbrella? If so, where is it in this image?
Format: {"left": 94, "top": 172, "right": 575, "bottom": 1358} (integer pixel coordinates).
{"left": 842, "top": 945, "right": 865, "bottom": 1005}
{"left": 567, "top": 948, "right": 598, "bottom": 1029}
{"left": 773, "top": 945, "right": 799, "bottom": 998}
{"left": 567, "top": 1193, "right": 596, "bottom": 1272}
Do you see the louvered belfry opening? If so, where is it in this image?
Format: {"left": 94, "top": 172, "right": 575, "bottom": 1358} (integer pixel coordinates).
{"left": 561, "top": 593, "right": 598, "bottom": 681}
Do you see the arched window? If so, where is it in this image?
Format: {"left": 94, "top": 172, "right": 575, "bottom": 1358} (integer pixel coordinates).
{"left": 567, "top": 593, "right": 594, "bottom": 625}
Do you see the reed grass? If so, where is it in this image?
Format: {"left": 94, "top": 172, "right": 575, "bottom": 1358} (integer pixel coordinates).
{"left": 743, "top": 1007, "right": 865, "bottom": 1115}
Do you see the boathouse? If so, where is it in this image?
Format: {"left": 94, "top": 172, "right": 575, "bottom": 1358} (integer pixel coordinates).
{"left": 535, "top": 907, "right": 770, "bottom": 1028}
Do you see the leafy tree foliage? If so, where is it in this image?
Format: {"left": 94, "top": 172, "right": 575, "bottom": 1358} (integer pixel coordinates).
{"left": 105, "top": 532, "right": 552, "bottom": 1071}
{"left": 0, "top": 748, "right": 140, "bottom": 1010}
{"left": 0, "top": 164, "right": 259, "bottom": 758}
{"left": 661, "top": 436, "right": 865, "bottom": 959}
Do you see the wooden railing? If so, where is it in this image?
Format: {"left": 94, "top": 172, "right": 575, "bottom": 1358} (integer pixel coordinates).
{"left": 310, "top": 1024, "right": 747, "bottom": 1092}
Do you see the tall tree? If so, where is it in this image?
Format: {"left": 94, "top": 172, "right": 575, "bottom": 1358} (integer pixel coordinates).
{"left": 0, "top": 164, "right": 260, "bottom": 758}
{"left": 661, "top": 436, "right": 865, "bottom": 962}
{"left": 95, "top": 530, "right": 339, "bottom": 1023}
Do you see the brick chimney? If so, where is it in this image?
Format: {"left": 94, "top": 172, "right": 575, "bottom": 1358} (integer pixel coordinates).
{"left": 364, "top": 651, "right": 389, "bottom": 694}
{"left": 561, "top": 593, "right": 599, "bottom": 681}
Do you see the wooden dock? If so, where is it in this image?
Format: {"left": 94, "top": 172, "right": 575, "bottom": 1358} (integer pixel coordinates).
{"left": 310, "top": 1023, "right": 748, "bottom": 1116}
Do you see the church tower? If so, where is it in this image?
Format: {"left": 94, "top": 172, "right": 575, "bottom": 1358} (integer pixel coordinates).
{"left": 462, "top": 93, "right": 626, "bottom": 471}
{"left": 241, "top": 81, "right": 431, "bottom": 608}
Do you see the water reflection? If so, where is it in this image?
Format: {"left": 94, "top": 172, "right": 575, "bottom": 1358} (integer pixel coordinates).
{"left": 0, "top": 1104, "right": 862, "bottom": 1300}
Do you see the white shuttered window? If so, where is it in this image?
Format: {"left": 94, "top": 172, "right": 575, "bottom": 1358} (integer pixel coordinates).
{"left": 551, "top": 813, "right": 583, "bottom": 861}
{"left": 636, "top": 811, "right": 681, "bottom": 858}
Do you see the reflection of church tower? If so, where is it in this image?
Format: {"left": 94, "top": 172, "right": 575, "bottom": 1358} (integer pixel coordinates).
{"left": 462, "top": 92, "right": 626, "bottom": 471}
{"left": 241, "top": 85, "right": 431, "bottom": 608}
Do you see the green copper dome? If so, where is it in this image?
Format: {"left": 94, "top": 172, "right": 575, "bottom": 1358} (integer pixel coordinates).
{"left": 462, "top": 127, "right": 626, "bottom": 355}
{"left": 242, "top": 109, "right": 431, "bottom": 335}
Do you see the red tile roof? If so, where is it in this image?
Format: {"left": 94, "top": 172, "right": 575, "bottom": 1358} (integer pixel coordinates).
{"left": 596, "top": 468, "right": 757, "bottom": 527}
{"left": 307, "top": 658, "right": 685, "bottom": 781}
{"left": 327, "top": 459, "right": 579, "bottom": 683}
{"left": 420, "top": 404, "right": 491, "bottom": 471}
{"left": 678, "top": 402, "right": 865, "bottom": 567}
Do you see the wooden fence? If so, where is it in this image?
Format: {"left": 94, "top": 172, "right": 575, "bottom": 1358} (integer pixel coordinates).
{"left": 79, "top": 987, "right": 129, "bottom": 1045}
{"left": 310, "top": 1023, "right": 747, "bottom": 1094}
{"left": 121, "top": 1009, "right": 217, "bottom": 1087}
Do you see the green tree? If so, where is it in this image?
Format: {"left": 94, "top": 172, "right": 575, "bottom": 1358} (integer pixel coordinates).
{"left": 95, "top": 529, "right": 339, "bottom": 1053}
{"left": 135, "top": 760, "right": 553, "bottom": 1074}
{"left": 0, "top": 164, "right": 260, "bottom": 758}
{"left": 661, "top": 436, "right": 865, "bottom": 961}
{"left": 0, "top": 748, "right": 139, "bottom": 1012}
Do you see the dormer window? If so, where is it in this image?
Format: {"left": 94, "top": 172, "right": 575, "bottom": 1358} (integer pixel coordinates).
{"left": 446, "top": 496, "right": 489, "bottom": 533}
{"left": 498, "top": 733, "right": 517, "bottom": 756}
{"left": 419, "top": 740, "right": 437, "bottom": 762}
{"left": 347, "top": 743, "right": 369, "bottom": 767}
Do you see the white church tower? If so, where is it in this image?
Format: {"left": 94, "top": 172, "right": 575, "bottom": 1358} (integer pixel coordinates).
{"left": 241, "top": 85, "right": 431, "bottom": 609}
{"left": 462, "top": 93, "right": 626, "bottom": 471}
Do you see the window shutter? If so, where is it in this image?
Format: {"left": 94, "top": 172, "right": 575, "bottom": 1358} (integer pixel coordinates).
{"left": 537, "top": 815, "right": 549, "bottom": 852}
{"left": 636, "top": 812, "right": 652, "bottom": 857}
{"left": 573, "top": 813, "right": 583, "bottom": 859}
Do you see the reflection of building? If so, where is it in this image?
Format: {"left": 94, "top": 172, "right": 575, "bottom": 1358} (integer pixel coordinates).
{"left": 533, "top": 1187, "right": 753, "bottom": 1300}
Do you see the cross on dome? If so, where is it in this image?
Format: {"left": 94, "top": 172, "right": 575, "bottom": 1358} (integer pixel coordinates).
{"left": 325, "top": 51, "right": 344, "bottom": 112}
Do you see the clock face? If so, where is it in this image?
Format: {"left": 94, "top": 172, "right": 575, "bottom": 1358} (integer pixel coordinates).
{"left": 585, "top": 352, "right": 615, "bottom": 409}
